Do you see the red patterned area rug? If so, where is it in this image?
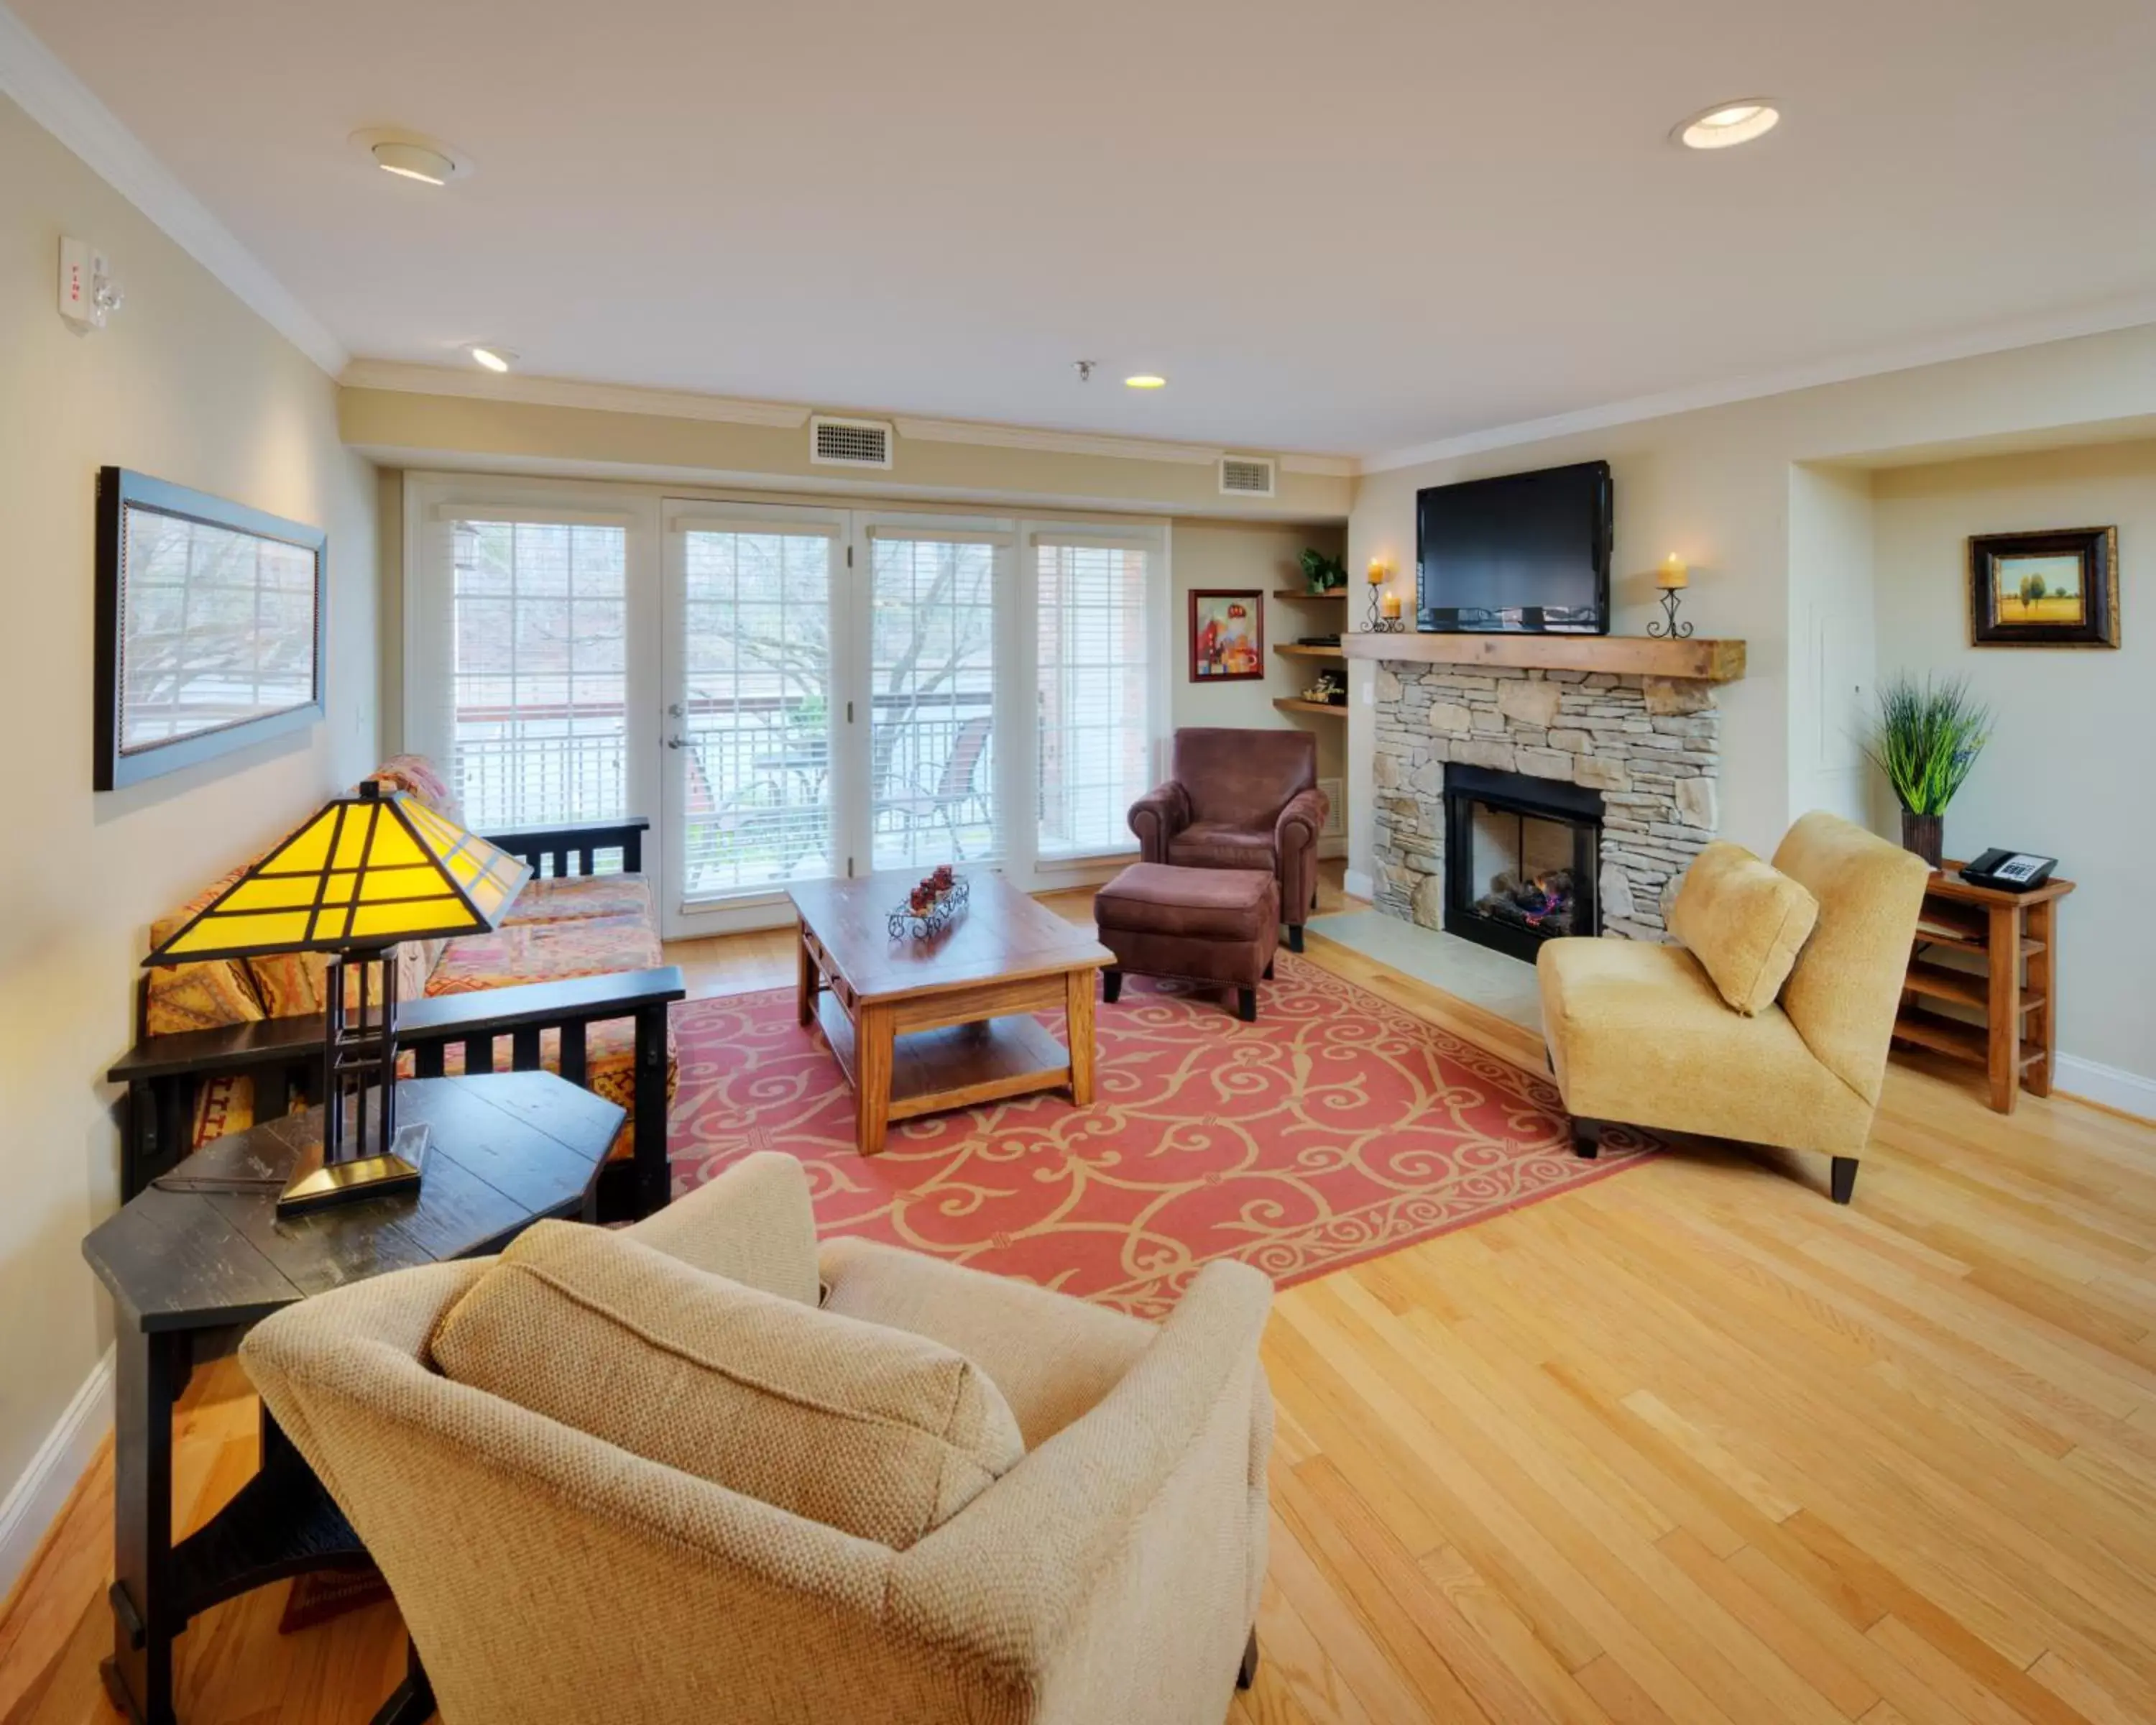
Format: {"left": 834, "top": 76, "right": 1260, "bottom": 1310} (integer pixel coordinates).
{"left": 669, "top": 952, "right": 1654, "bottom": 1317}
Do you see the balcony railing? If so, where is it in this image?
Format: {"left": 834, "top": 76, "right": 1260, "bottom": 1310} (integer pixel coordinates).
{"left": 453, "top": 692, "right": 1003, "bottom": 894}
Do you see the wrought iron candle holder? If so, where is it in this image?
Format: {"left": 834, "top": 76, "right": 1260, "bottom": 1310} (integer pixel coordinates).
{"left": 1649, "top": 555, "right": 1695, "bottom": 639}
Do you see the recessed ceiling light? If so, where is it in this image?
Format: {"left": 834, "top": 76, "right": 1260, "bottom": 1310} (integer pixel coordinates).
{"left": 1124, "top": 374, "right": 1167, "bottom": 390}
{"left": 469, "top": 346, "right": 516, "bottom": 373}
{"left": 1674, "top": 99, "right": 1780, "bottom": 150}
{"left": 350, "top": 128, "right": 472, "bottom": 185}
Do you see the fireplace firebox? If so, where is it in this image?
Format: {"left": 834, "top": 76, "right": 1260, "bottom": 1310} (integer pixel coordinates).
{"left": 1442, "top": 764, "right": 1604, "bottom": 962}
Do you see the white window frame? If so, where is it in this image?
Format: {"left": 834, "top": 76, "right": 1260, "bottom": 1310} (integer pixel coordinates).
{"left": 400, "top": 471, "right": 1174, "bottom": 929}
{"left": 1021, "top": 520, "right": 1173, "bottom": 883}
{"left": 401, "top": 473, "right": 663, "bottom": 889}
{"left": 660, "top": 497, "right": 852, "bottom": 933}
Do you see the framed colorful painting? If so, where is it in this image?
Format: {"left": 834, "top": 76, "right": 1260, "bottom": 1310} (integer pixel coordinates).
{"left": 1968, "top": 526, "right": 2119, "bottom": 648}
{"left": 1189, "top": 589, "right": 1265, "bottom": 681}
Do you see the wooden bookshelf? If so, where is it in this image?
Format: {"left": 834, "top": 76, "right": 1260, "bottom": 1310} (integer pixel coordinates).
{"left": 1273, "top": 589, "right": 1348, "bottom": 602}
{"left": 1274, "top": 643, "right": 1345, "bottom": 661}
{"left": 1273, "top": 697, "right": 1346, "bottom": 719}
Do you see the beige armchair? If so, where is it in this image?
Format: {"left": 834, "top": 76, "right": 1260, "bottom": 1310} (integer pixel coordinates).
{"left": 241, "top": 1154, "right": 1274, "bottom": 1725}
{"left": 1537, "top": 811, "right": 1930, "bottom": 1202}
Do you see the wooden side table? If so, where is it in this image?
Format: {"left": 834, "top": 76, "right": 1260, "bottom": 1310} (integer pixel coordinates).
{"left": 1892, "top": 862, "right": 2075, "bottom": 1113}
{"left": 81, "top": 1072, "right": 625, "bottom": 1725}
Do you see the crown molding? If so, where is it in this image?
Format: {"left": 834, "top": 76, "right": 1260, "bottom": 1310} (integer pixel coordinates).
{"left": 1362, "top": 293, "right": 2156, "bottom": 474}
{"left": 338, "top": 360, "right": 813, "bottom": 428}
{"left": 0, "top": 2, "right": 346, "bottom": 375}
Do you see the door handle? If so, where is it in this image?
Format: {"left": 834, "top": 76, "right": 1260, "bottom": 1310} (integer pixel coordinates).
{"left": 665, "top": 735, "right": 691, "bottom": 750}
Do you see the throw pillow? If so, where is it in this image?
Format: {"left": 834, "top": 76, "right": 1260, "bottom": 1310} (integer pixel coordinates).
{"left": 1669, "top": 841, "right": 1820, "bottom": 1016}
{"left": 431, "top": 1220, "right": 1024, "bottom": 1549}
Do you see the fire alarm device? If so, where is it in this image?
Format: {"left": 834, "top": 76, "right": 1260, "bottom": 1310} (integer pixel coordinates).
{"left": 59, "top": 238, "right": 121, "bottom": 331}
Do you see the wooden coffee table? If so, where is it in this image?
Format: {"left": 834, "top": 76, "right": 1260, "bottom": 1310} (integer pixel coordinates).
{"left": 790, "top": 872, "right": 1113, "bottom": 1154}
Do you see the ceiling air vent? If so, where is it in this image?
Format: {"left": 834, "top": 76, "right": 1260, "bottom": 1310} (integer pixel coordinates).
{"left": 810, "top": 415, "right": 895, "bottom": 469}
{"left": 1219, "top": 455, "right": 1276, "bottom": 498}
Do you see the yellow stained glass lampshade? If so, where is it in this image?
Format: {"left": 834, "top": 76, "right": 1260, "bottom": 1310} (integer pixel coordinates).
{"left": 146, "top": 786, "right": 531, "bottom": 964}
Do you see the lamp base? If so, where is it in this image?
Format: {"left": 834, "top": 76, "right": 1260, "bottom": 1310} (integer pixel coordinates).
{"left": 277, "top": 1122, "right": 431, "bottom": 1217}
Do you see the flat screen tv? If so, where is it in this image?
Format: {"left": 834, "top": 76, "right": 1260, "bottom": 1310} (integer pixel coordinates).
{"left": 1416, "top": 460, "right": 1611, "bottom": 635}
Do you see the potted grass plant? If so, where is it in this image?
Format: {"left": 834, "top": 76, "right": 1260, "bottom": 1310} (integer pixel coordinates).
{"left": 1863, "top": 673, "right": 1991, "bottom": 868}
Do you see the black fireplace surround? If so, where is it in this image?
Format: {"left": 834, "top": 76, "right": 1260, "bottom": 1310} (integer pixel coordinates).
{"left": 1442, "top": 763, "right": 1604, "bottom": 962}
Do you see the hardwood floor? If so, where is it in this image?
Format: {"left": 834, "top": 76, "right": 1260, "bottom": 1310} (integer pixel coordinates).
{"left": 6, "top": 870, "right": 2155, "bottom": 1724}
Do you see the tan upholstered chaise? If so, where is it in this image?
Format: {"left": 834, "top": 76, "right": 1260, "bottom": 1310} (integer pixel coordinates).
{"left": 1537, "top": 811, "right": 1930, "bottom": 1203}
{"left": 241, "top": 1153, "right": 1275, "bottom": 1724}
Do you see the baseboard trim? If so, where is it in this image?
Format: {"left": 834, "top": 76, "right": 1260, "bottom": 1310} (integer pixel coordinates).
{"left": 2054, "top": 1054, "right": 2156, "bottom": 1125}
{"left": 0, "top": 1347, "right": 114, "bottom": 1609}
{"left": 1342, "top": 868, "right": 1374, "bottom": 901}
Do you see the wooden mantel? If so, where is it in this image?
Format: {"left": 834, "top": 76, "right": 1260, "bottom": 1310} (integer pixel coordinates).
{"left": 1340, "top": 632, "right": 1746, "bottom": 683}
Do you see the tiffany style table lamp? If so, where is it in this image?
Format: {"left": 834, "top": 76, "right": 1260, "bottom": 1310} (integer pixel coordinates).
{"left": 144, "top": 781, "right": 531, "bottom": 1214}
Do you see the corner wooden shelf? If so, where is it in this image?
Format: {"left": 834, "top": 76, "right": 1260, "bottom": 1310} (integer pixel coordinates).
{"left": 1339, "top": 632, "right": 1746, "bottom": 682}
{"left": 1274, "top": 643, "right": 1345, "bottom": 661}
{"left": 1273, "top": 589, "right": 1348, "bottom": 602}
{"left": 1892, "top": 862, "right": 2073, "bottom": 1113}
{"left": 1273, "top": 698, "right": 1346, "bottom": 719}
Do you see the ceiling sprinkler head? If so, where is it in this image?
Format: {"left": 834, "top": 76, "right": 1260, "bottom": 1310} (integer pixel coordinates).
{"left": 1073, "top": 359, "right": 1096, "bottom": 383}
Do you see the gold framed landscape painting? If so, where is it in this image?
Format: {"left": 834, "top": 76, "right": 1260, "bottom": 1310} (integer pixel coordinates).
{"left": 1968, "top": 525, "right": 2119, "bottom": 648}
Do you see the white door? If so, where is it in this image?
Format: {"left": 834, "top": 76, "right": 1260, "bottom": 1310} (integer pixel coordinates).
{"left": 660, "top": 501, "right": 849, "bottom": 937}
{"left": 402, "top": 479, "right": 662, "bottom": 883}
{"left": 658, "top": 506, "right": 1017, "bottom": 934}
{"left": 858, "top": 518, "right": 1010, "bottom": 875}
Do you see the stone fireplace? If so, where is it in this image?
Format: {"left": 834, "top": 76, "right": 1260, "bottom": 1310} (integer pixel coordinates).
{"left": 1371, "top": 663, "right": 1721, "bottom": 946}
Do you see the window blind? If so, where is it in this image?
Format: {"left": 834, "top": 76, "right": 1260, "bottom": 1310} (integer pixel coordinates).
{"left": 1034, "top": 538, "right": 1153, "bottom": 861}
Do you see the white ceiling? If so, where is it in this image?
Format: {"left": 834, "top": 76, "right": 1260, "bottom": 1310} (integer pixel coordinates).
{"left": 17, "top": 0, "right": 2156, "bottom": 459}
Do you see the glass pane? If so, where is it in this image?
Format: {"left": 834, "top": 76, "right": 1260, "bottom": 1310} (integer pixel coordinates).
{"left": 869, "top": 538, "right": 998, "bottom": 870}
{"left": 118, "top": 505, "right": 318, "bottom": 753}
{"left": 450, "top": 518, "right": 629, "bottom": 841}
{"left": 1466, "top": 804, "right": 1580, "bottom": 936}
{"left": 678, "top": 529, "right": 834, "bottom": 899}
{"left": 1036, "top": 543, "right": 1149, "bottom": 859}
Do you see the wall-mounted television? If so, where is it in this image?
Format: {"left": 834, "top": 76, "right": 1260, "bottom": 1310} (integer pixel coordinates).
{"left": 1416, "top": 460, "right": 1611, "bottom": 635}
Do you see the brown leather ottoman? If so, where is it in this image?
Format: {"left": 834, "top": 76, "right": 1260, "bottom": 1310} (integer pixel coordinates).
{"left": 1095, "top": 862, "right": 1279, "bottom": 1022}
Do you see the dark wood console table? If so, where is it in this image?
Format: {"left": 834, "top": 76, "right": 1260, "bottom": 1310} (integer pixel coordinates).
{"left": 81, "top": 1072, "right": 625, "bottom": 1725}
{"left": 1892, "top": 862, "right": 2075, "bottom": 1114}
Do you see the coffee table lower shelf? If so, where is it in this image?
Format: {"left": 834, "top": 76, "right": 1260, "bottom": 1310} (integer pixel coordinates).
{"left": 815, "top": 994, "right": 1081, "bottom": 1150}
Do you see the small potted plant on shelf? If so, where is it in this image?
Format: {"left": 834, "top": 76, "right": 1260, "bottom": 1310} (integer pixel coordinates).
{"left": 1863, "top": 673, "right": 1991, "bottom": 868}
{"left": 1299, "top": 548, "right": 1347, "bottom": 594}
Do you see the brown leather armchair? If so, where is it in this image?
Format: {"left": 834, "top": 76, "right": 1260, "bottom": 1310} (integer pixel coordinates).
{"left": 1128, "top": 728, "right": 1328, "bottom": 950}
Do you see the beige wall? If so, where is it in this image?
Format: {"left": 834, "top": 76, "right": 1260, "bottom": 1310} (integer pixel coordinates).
{"left": 0, "top": 93, "right": 378, "bottom": 1540}
{"left": 343, "top": 383, "right": 1355, "bottom": 521}
{"left": 1872, "top": 441, "right": 2155, "bottom": 1084}
{"left": 1170, "top": 520, "right": 1347, "bottom": 841}
{"left": 1347, "top": 323, "right": 2156, "bottom": 891}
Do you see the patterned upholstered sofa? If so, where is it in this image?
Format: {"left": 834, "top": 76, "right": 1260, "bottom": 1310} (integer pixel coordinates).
{"left": 115, "top": 755, "right": 683, "bottom": 1219}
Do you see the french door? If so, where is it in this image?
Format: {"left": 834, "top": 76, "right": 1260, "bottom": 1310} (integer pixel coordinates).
{"left": 658, "top": 502, "right": 1014, "bottom": 937}
{"left": 407, "top": 476, "right": 1165, "bottom": 942}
